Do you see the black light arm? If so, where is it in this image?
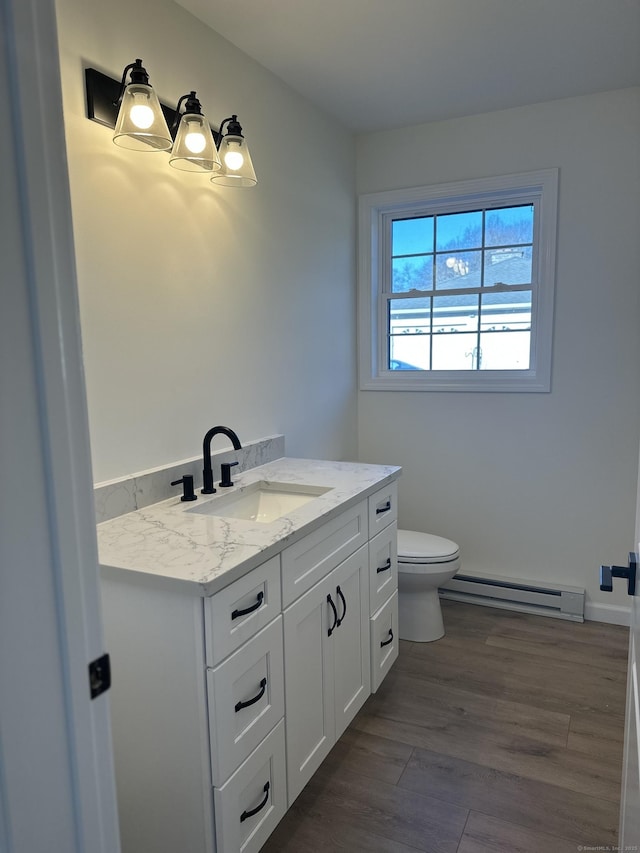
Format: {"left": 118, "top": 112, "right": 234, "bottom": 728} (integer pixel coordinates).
{"left": 116, "top": 59, "right": 150, "bottom": 105}
{"left": 217, "top": 115, "right": 243, "bottom": 144}
{"left": 85, "top": 67, "right": 223, "bottom": 145}
{"left": 170, "top": 91, "right": 204, "bottom": 135}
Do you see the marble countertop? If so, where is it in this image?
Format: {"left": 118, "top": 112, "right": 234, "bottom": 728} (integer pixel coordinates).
{"left": 98, "top": 457, "right": 401, "bottom": 596}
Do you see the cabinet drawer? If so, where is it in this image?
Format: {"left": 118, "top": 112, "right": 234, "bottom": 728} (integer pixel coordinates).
{"left": 207, "top": 617, "right": 285, "bottom": 786}
{"left": 368, "top": 482, "right": 398, "bottom": 537}
{"left": 205, "top": 556, "right": 281, "bottom": 667}
{"left": 281, "top": 500, "right": 367, "bottom": 607}
{"left": 370, "top": 591, "right": 399, "bottom": 693}
{"left": 369, "top": 522, "right": 398, "bottom": 616}
{"left": 214, "top": 719, "right": 286, "bottom": 853}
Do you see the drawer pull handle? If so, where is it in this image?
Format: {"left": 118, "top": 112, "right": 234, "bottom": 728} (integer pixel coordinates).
{"left": 240, "top": 781, "right": 270, "bottom": 823}
{"left": 336, "top": 585, "right": 347, "bottom": 626}
{"left": 235, "top": 677, "right": 267, "bottom": 713}
{"left": 327, "top": 593, "right": 338, "bottom": 636}
{"left": 380, "top": 629, "right": 394, "bottom": 648}
{"left": 376, "top": 501, "right": 391, "bottom": 515}
{"left": 231, "top": 591, "right": 264, "bottom": 620}
{"left": 376, "top": 558, "right": 392, "bottom": 574}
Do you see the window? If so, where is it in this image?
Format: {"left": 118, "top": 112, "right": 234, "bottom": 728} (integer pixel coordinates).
{"left": 358, "top": 170, "right": 558, "bottom": 392}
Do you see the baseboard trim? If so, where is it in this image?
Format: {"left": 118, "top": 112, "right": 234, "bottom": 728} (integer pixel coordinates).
{"left": 584, "top": 601, "right": 630, "bottom": 626}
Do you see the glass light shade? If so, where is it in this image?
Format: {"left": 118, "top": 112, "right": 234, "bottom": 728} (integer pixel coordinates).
{"left": 169, "top": 114, "right": 221, "bottom": 172}
{"left": 113, "top": 83, "right": 172, "bottom": 151}
{"left": 210, "top": 134, "right": 257, "bottom": 187}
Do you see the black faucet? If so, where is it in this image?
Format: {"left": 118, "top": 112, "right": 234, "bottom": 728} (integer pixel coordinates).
{"left": 202, "top": 426, "right": 242, "bottom": 494}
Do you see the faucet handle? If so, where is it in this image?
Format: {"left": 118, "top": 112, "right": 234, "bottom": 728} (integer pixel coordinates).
{"left": 219, "top": 461, "right": 239, "bottom": 488}
{"left": 171, "top": 474, "right": 197, "bottom": 502}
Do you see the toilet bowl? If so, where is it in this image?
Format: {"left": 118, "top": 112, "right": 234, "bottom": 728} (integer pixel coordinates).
{"left": 397, "top": 529, "right": 461, "bottom": 642}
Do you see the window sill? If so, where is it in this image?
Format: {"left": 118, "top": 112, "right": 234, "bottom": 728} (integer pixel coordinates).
{"left": 359, "top": 369, "right": 551, "bottom": 393}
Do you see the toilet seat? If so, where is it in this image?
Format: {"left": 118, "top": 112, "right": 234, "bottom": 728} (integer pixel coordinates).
{"left": 397, "top": 529, "right": 460, "bottom": 565}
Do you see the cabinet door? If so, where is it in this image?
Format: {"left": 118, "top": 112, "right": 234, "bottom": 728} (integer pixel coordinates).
{"left": 283, "top": 578, "right": 335, "bottom": 806}
{"left": 331, "top": 546, "right": 371, "bottom": 740}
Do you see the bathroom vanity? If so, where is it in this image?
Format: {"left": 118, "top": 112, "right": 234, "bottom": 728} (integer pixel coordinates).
{"left": 98, "top": 457, "right": 400, "bottom": 853}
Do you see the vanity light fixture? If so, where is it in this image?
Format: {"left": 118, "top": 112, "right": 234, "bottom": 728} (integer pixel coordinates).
{"left": 84, "top": 62, "right": 258, "bottom": 186}
{"left": 169, "top": 91, "right": 220, "bottom": 173}
{"left": 112, "top": 59, "right": 172, "bottom": 151}
{"left": 210, "top": 115, "right": 258, "bottom": 187}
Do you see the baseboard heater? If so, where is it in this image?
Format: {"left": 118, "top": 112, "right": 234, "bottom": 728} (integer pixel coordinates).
{"left": 439, "top": 572, "right": 585, "bottom": 622}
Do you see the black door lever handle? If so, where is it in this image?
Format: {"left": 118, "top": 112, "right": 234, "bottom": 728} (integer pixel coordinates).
{"left": 600, "top": 552, "right": 637, "bottom": 596}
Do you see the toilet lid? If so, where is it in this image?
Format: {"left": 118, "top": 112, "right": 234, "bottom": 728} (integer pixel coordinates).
{"left": 397, "top": 529, "right": 460, "bottom": 564}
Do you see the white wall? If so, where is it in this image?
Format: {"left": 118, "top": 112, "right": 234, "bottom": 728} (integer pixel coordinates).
{"left": 53, "top": 1, "right": 640, "bottom": 614}
{"left": 357, "top": 89, "right": 640, "bottom": 613}
{"left": 55, "top": 0, "right": 357, "bottom": 483}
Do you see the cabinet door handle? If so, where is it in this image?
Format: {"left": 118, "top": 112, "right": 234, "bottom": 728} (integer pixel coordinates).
{"left": 376, "top": 558, "right": 392, "bottom": 574}
{"left": 234, "top": 677, "right": 267, "bottom": 713}
{"left": 376, "top": 501, "right": 391, "bottom": 515}
{"left": 327, "top": 593, "right": 338, "bottom": 636}
{"left": 380, "top": 629, "right": 394, "bottom": 648}
{"left": 240, "top": 781, "right": 270, "bottom": 823}
{"left": 231, "top": 591, "right": 264, "bottom": 620}
{"left": 336, "top": 585, "right": 347, "bottom": 626}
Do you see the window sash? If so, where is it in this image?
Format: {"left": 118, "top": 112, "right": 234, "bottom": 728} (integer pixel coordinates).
{"left": 381, "top": 199, "right": 539, "bottom": 374}
{"left": 358, "top": 169, "right": 558, "bottom": 392}
{"left": 386, "top": 288, "right": 534, "bottom": 372}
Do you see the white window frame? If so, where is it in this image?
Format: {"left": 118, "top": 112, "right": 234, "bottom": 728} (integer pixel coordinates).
{"left": 358, "top": 169, "right": 558, "bottom": 392}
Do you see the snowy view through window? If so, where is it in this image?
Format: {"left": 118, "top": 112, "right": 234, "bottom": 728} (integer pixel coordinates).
{"left": 388, "top": 205, "right": 534, "bottom": 371}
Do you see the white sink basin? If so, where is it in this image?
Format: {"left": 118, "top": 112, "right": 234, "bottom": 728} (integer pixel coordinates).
{"left": 188, "top": 481, "right": 331, "bottom": 524}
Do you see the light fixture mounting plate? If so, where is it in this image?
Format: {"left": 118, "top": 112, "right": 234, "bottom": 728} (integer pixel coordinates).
{"left": 84, "top": 67, "right": 221, "bottom": 144}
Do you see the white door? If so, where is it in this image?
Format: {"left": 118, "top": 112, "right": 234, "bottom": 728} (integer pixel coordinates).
{"left": 619, "top": 448, "right": 640, "bottom": 847}
{"left": 0, "top": 1, "right": 120, "bottom": 850}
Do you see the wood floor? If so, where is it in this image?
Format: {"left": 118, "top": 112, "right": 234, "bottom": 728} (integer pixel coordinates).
{"left": 260, "top": 600, "right": 629, "bottom": 853}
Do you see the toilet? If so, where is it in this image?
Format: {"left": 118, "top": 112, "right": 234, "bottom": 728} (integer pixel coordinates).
{"left": 397, "top": 529, "right": 461, "bottom": 642}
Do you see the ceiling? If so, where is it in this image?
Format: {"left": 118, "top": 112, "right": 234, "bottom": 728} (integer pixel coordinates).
{"left": 176, "top": 0, "right": 640, "bottom": 133}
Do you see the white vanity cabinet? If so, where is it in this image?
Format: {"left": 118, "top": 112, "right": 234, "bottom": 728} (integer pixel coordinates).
{"left": 99, "top": 467, "right": 400, "bottom": 853}
{"left": 101, "top": 563, "right": 287, "bottom": 853}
